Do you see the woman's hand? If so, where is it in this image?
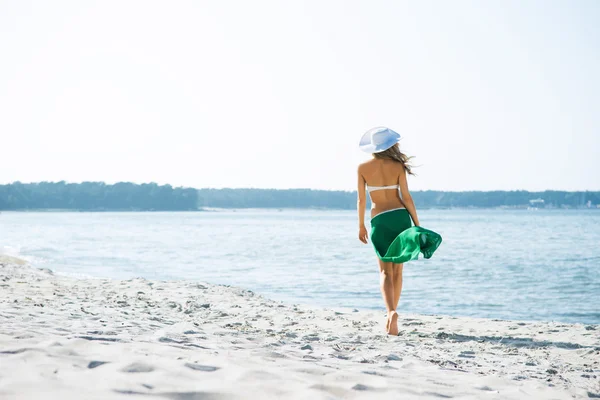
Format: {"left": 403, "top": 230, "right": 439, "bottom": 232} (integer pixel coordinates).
{"left": 358, "top": 225, "right": 369, "bottom": 244}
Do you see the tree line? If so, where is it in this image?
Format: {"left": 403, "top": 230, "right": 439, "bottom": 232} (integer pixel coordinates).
{"left": 0, "top": 182, "right": 197, "bottom": 211}
{"left": 1, "top": 182, "right": 598, "bottom": 210}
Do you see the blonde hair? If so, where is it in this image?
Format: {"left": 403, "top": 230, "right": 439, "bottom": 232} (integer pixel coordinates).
{"left": 373, "top": 144, "right": 415, "bottom": 175}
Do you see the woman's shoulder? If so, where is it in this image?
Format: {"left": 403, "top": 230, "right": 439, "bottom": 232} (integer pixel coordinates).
{"left": 358, "top": 159, "right": 373, "bottom": 170}
{"left": 359, "top": 158, "right": 404, "bottom": 171}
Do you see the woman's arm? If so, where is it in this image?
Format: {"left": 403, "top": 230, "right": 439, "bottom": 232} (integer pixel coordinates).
{"left": 398, "top": 166, "right": 420, "bottom": 226}
{"left": 357, "top": 166, "right": 368, "bottom": 243}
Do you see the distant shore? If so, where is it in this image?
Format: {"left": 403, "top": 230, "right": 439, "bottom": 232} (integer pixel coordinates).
{"left": 2, "top": 182, "right": 599, "bottom": 211}
{"left": 1, "top": 258, "right": 598, "bottom": 399}
{"left": 1, "top": 206, "right": 599, "bottom": 213}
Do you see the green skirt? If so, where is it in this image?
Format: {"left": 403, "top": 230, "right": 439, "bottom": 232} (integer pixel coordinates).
{"left": 370, "top": 208, "right": 442, "bottom": 263}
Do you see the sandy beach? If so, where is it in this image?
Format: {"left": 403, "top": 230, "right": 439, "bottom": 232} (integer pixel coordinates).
{"left": 0, "top": 256, "right": 598, "bottom": 399}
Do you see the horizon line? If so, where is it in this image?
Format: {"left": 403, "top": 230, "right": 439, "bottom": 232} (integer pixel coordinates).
{"left": 1, "top": 181, "right": 599, "bottom": 193}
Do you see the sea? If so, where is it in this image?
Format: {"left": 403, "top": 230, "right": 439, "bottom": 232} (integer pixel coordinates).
{"left": 1, "top": 209, "right": 599, "bottom": 324}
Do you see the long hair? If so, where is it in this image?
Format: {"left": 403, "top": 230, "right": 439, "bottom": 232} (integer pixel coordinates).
{"left": 373, "top": 143, "right": 415, "bottom": 175}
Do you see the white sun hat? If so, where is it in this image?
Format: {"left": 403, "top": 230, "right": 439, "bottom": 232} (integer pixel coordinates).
{"left": 359, "top": 126, "right": 401, "bottom": 153}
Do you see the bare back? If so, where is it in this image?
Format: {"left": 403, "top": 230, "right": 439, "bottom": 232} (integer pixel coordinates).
{"left": 358, "top": 158, "right": 406, "bottom": 217}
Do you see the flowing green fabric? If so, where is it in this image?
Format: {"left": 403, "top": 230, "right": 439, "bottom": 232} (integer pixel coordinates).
{"left": 370, "top": 209, "right": 442, "bottom": 263}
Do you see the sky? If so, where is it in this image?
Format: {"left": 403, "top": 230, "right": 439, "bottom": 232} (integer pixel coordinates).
{"left": 1, "top": 0, "right": 599, "bottom": 192}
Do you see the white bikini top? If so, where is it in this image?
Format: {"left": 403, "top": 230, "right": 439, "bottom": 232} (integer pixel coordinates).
{"left": 366, "top": 184, "right": 399, "bottom": 192}
{"left": 366, "top": 185, "right": 402, "bottom": 207}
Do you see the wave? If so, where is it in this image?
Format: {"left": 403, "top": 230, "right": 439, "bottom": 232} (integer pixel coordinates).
{"left": 0, "top": 245, "right": 49, "bottom": 266}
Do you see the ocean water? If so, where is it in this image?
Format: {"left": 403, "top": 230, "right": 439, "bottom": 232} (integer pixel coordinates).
{"left": 1, "top": 209, "right": 599, "bottom": 324}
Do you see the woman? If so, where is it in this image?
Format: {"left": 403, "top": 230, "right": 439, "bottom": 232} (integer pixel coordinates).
{"left": 357, "top": 127, "right": 442, "bottom": 335}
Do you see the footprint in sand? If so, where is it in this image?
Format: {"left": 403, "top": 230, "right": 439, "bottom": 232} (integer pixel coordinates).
{"left": 184, "top": 363, "right": 219, "bottom": 372}
{"left": 87, "top": 361, "right": 109, "bottom": 369}
{"left": 121, "top": 362, "right": 155, "bottom": 373}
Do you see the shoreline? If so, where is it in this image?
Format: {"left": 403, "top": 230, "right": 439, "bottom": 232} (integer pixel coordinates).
{"left": 1, "top": 260, "right": 599, "bottom": 399}
{"left": 2, "top": 207, "right": 600, "bottom": 212}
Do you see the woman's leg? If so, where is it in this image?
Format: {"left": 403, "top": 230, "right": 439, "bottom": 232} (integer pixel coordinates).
{"left": 378, "top": 259, "right": 398, "bottom": 335}
{"left": 393, "top": 263, "right": 404, "bottom": 310}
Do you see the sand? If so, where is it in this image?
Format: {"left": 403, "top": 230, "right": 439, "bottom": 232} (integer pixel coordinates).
{"left": 1, "top": 257, "right": 599, "bottom": 399}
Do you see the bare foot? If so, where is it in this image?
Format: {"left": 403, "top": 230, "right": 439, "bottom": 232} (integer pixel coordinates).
{"left": 387, "top": 311, "right": 399, "bottom": 336}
